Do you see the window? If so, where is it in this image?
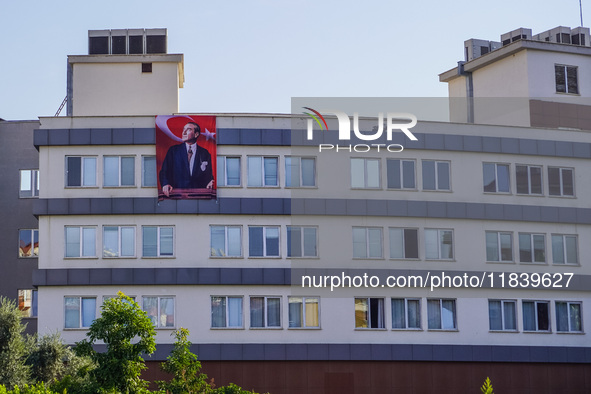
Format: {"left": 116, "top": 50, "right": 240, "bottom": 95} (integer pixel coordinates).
{"left": 287, "top": 226, "right": 317, "bottom": 257}
{"left": 19, "top": 229, "right": 38, "bottom": 258}
{"left": 427, "top": 299, "right": 456, "bottom": 330}
{"left": 65, "top": 227, "right": 96, "bottom": 257}
{"left": 488, "top": 300, "right": 517, "bottom": 331}
{"left": 522, "top": 301, "right": 550, "bottom": 331}
{"left": 518, "top": 233, "right": 546, "bottom": 263}
{"left": 555, "top": 65, "right": 578, "bottom": 94}
{"left": 352, "top": 227, "right": 383, "bottom": 258}
{"left": 285, "top": 156, "right": 316, "bottom": 187}
{"left": 355, "top": 297, "right": 385, "bottom": 329}
{"left": 217, "top": 156, "right": 241, "bottom": 186}
{"left": 103, "top": 226, "right": 135, "bottom": 258}
{"left": 516, "top": 165, "right": 542, "bottom": 195}
{"left": 104, "top": 156, "right": 135, "bottom": 187}
{"left": 424, "top": 229, "right": 453, "bottom": 260}
{"left": 556, "top": 301, "right": 582, "bottom": 332}
{"left": 422, "top": 160, "right": 450, "bottom": 191}
{"left": 483, "top": 163, "right": 510, "bottom": 193}
{"left": 288, "top": 297, "right": 319, "bottom": 328}
{"left": 552, "top": 235, "right": 578, "bottom": 265}
{"left": 548, "top": 167, "right": 574, "bottom": 196}
{"left": 142, "top": 226, "right": 173, "bottom": 257}
{"left": 19, "top": 169, "right": 39, "bottom": 197}
{"left": 391, "top": 298, "right": 420, "bottom": 329}
{"left": 248, "top": 226, "right": 279, "bottom": 257}
{"left": 211, "top": 296, "right": 243, "bottom": 328}
{"left": 64, "top": 297, "right": 96, "bottom": 328}
{"left": 210, "top": 226, "right": 242, "bottom": 257}
{"left": 247, "top": 156, "right": 278, "bottom": 187}
{"left": 143, "top": 296, "right": 175, "bottom": 328}
{"left": 141, "top": 156, "right": 157, "bottom": 187}
{"left": 66, "top": 156, "right": 97, "bottom": 187}
{"left": 351, "top": 158, "right": 380, "bottom": 188}
{"left": 250, "top": 296, "right": 281, "bottom": 328}
{"left": 485, "top": 231, "right": 513, "bottom": 262}
{"left": 18, "top": 290, "right": 37, "bottom": 318}
{"left": 386, "top": 159, "right": 415, "bottom": 189}
{"left": 389, "top": 228, "right": 418, "bottom": 259}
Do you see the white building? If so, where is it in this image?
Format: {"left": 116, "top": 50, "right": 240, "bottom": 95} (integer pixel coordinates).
{"left": 33, "top": 28, "right": 591, "bottom": 393}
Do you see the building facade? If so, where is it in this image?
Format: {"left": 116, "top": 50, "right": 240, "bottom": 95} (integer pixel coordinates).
{"left": 31, "top": 28, "right": 591, "bottom": 393}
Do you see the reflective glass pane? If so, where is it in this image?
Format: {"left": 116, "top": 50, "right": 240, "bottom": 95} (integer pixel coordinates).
{"left": 366, "top": 160, "right": 380, "bottom": 188}
{"left": 247, "top": 157, "right": 262, "bottom": 186}
{"left": 65, "top": 227, "right": 80, "bottom": 257}
{"left": 210, "top": 226, "right": 225, "bottom": 256}
{"left": 160, "top": 227, "right": 173, "bottom": 256}
{"left": 103, "top": 227, "right": 119, "bottom": 257}
{"left": 82, "top": 228, "right": 96, "bottom": 257}
{"left": 226, "top": 157, "right": 240, "bottom": 186}
{"left": 228, "top": 297, "right": 242, "bottom": 327}
{"left": 422, "top": 161, "right": 435, "bottom": 190}
{"left": 160, "top": 298, "right": 174, "bottom": 327}
{"left": 351, "top": 159, "right": 364, "bottom": 188}
{"left": 83, "top": 158, "right": 96, "bottom": 186}
{"left": 81, "top": 298, "right": 96, "bottom": 327}
{"left": 227, "top": 227, "right": 241, "bottom": 257}
{"left": 121, "top": 157, "right": 135, "bottom": 186}
{"left": 211, "top": 297, "right": 226, "bottom": 327}
{"left": 301, "top": 158, "right": 315, "bottom": 186}
{"left": 64, "top": 297, "right": 80, "bottom": 328}
{"left": 103, "top": 157, "right": 119, "bottom": 186}
{"left": 437, "top": 162, "right": 450, "bottom": 190}
{"left": 263, "top": 157, "right": 278, "bottom": 186}
{"left": 121, "top": 227, "right": 135, "bottom": 257}
{"left": 143, "top": 227, "right": 157, "bottom": 257}
{"left": 387, "top": 159, "right": 401, "bottom": 189}
{"left": 142, "top": 156, "right": 157, "bottom": 187}
{"left": 249, "top": 227, "right": 264, "bottom": 257}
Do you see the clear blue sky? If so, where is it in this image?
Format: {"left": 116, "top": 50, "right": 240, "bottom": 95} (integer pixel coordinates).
{"left": 0, "top": 0, "right": 587, "bottom": 120}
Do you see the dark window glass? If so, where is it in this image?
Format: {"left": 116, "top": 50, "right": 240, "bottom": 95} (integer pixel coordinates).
{"left": 89, "top": 36, "right": 108, "bottom": 54}
{"left": 129, "top": 36, "right": 143, "bottom": 54}
{"left": 404, "top": 229, "right": 419, "bottom": 259}
{"left": 111, "top": 36, "right": 126, "bottom": 54}
{"left": 567, "top": 66, "right": 578, "bottom": 94}
{"left": 146, "top": 35, "right": 166, "bottom": 54}
{"left": 142, "top": 63, "right": 152, "bottom": 73}
{"left": 555, "top": 65, "right": 566, "bottom": 93}
{"left": 67, "top": 157, "right": 81, "bottom": 186}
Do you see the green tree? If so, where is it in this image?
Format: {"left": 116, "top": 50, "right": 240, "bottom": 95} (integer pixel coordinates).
{"left": 480, "top": 377, "right": 494, "bottom": 394}
{"left": 74, "top": 292, "right": 156, "bottom": 393}
{"left": 27, "top": 332, "right": 78, "bottom": 383}
{"left": 156, "top": 328, "right": 210, "bottom": 394}
{"left": 0, "top": 297, "right": 31, "bottom": 388}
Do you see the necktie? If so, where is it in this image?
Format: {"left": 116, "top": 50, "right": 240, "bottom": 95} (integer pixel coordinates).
{"left": 188, "top": 148, "right": 193, "bottom": 174}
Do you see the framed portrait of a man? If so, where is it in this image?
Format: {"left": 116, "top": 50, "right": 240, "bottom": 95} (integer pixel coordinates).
{"left": 155, "top": 115, "right": 217, "bottom": 200}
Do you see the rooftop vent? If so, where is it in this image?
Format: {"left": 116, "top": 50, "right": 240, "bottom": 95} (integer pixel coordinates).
{"left": 501, "top": 28, "right": 532, "bottom": 46}
{"left": 88, "top": 28, "right": 167, "bottom": 55}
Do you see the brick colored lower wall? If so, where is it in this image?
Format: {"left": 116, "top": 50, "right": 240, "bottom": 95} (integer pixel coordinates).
{"left": 143, "top": 360, "right": 591, "bottom": 394}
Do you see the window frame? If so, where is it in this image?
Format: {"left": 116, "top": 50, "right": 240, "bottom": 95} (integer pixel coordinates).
{"left": 488, "top": 299, "right": 518, "bottom": 332}
{"left": 248, "top": 226, "right": 280, "bottom": 258}
{"left": 421, "top": 160, "right": 451, "bottom": 191}
{"left": 555, "top": 64, "right": 578, "bottom": 94}
{"left": 551, "top": 234, "right": 579, "bottom": 265}
{"left": 355, "top": 297, "right": 386, "bottom": 329}
{"left": 350, "top": 158, "right": 381, "bottom": 189}
{"left": 286, "top": 226, "right": 318, "bottom": 258}
{"left": 249, "top": 296, "right": 282, "bottom": 329}
{"left": 247, "top": 156, "right": 279, "bottom": 187}
{"left": 102, "top": 225, "right": 136, "bottom": 258}
{"left": 483, "top": 162, "right": 510, "bottom": 193}
{"left": 18, "top": 229, "right": 39, "bottom": 258}
{"left": 515, "top": 164, "right": 543, "bottom": 195}
{"left": 485, "top": 231, "right": 514, "bottom": 263}
{"left": 64, "top": 226, "right": 97, "bottom": 258}
{"left": 427, "top": 298, "right": 457, "bottom": 330}
{"left": 288, "top": 296, "right": 320, "bottom": 329}
{"left": 424, "top": 228, "right": 454, "bottom": 260}
{"left": 386, "top": 159, "right": 416, "bottom": 190}
{"left": 555, "top": 301, "right": 583, "bottom": 333}
{"left": 518, "top": 233, "right": 546, "bottom": 264}
{"left": 64, "top": 296, "right": 96, "bottom": 329}
{"left": 103, "top": 155, "right": 136, "bottom": 187}
{"left": 548, "top": 167, "right": 575, "bottom": 197}
{"left": 388, "top": 227, "right": 419, "bottom": 259}
{"left": 65, "top": 156, "right": 97, "bottom": 187}
{"left": 522, "top": 300, "right": 551, "bottom": 332}
{"left": 19, "top": 169, "right": 39, "bottom": 198}
{"left": 142, "top": 226, "right": 174, "bottom": 258}
{"left": 391, "top": 298, "right": 421, "bottom": 330}
{"left": 211, "top": 296, "right": 244, "bottom": 329}
{"left": 141, "top": 155, "right": 157, "bottom": 187}
{"left": 142, "top": 296, "right": 175, "bottom": 329}
{"left": 217, "top": 156, "right": 242, "bottom": 187}
{"left": 352, "top": 227, "right": 383, "bottom": 259}
{"left": 210, "top": 225, "right": 243, "bottom": 258}
{"left": 285, "top": 156, "right": 316, "bottom": 188}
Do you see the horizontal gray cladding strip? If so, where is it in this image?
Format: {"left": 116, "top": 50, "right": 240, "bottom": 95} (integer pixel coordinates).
{"left": 97, "top": 343, "right": 591, "bottom": 363}
{"left": 33, "top": 128, "right": 591, "bottom": 158}
{"left": 33, "top": 197, "right": 591, "bottom": 224}
{"left": 32, "top": 268, "right": 291, "bottom": 286}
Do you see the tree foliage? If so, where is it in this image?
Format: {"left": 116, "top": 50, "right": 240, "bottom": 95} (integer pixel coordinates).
{"left": 480, "top": 377, "right": 494, "bottom": 394}
{"left": 0, "top": 297, "right": 31, "bottom": 388}
{"left": 74, "top": 292, "right": 156, "bottom": 393}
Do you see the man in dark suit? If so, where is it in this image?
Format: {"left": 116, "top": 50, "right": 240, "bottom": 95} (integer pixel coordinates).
{"left": 159, "top": 121, "right": 214, "bottom": 197}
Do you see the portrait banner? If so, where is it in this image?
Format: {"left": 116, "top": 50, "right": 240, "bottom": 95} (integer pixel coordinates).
{"left": 155, "top": 115, "right": 217, "bottom": 200}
